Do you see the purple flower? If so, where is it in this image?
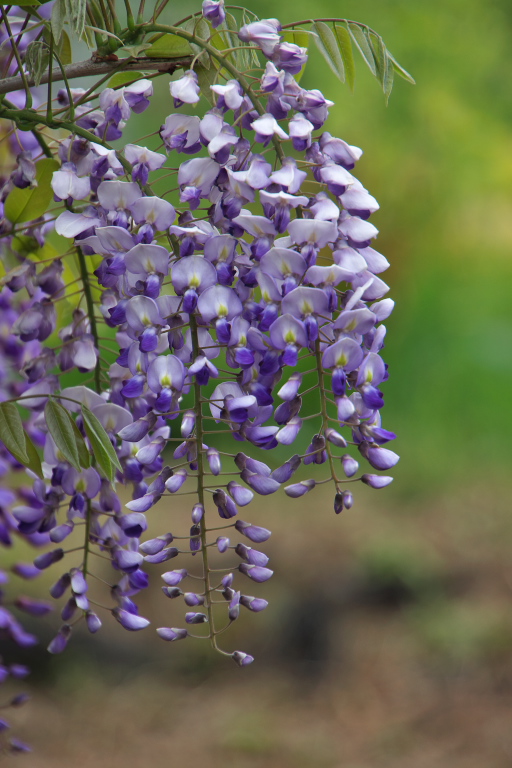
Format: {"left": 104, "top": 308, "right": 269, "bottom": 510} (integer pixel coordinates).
{"left": 238, "top": 563, "right": 273, "bottom": 582}
{"left": 235, "top": 520, "right": 271, "bottom": 543}
{"left": 361, "top": 474, "right": 394, "bottom": 489}
{"left": 211, "top": 80, "right": 244, "bottom": 111}
{"left": 112, "top": 608, "right": 150, "bottom": 631}
{"left": 250, "top": 114, "right": 288, "bottom": 146}
{"left": 238, "top": 19, "right": 282, "bottom": 57}
{"left": 232, "top": 650, "right": 254, "bottom": 666}
{"left": 0, "top": 3, "right": 399, "bottom": 671}
{"left": 202, "top": 0, "right": 225, "bottom": 27}
{"left": 170, "top": 71, "right": 201, "bottom": 107}
{"left": 157, "top": 627, "right": 188, "bottom": 641}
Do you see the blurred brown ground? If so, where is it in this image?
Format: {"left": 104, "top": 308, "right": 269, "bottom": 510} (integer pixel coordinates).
{"left": 5, "top": 480, "right": 512, "bottom": 768}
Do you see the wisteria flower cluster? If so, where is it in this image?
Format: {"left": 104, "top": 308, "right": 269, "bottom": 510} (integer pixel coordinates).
{"left": 0, "top": 0, "right": 411, "bottom": 719}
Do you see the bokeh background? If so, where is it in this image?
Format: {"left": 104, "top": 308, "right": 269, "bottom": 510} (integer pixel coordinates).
{"left": 3, "top": 0, "right": 512, "bottom": 765}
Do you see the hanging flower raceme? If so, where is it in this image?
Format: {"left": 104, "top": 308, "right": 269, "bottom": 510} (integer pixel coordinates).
{"left": 0, "top": 2, "right": 406, "bottom": 677}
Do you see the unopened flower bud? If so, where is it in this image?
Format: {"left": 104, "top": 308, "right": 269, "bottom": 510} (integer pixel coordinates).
{"left": 231, "top": 650, "right": 254, "bottom": 666}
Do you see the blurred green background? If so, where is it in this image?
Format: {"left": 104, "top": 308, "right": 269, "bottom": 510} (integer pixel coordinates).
{"left": 5, "top": 0, "right": 512, "bottom": 765}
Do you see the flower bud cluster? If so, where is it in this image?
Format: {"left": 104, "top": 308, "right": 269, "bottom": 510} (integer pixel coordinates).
{"left": 0, "top": 4, "right": 398, "bottom": 664}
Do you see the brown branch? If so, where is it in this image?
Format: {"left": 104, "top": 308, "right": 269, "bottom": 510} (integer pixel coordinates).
{"left": 0, "top": 55, "right": 194, "bottom": 96}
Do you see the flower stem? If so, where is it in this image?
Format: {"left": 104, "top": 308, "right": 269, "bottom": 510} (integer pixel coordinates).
{"left": 315, "top": 339, "right": 341, "bottom": 490}
{"left": 190, "top": 313, "right": 218, "bottom": 651}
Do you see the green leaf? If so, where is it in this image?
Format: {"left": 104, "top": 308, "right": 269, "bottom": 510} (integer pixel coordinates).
{"left": 57, "top": 30, "right": 72, "bottom": 65}
{"left": 196, "top": 62, "right": 217, "bottom": 105}
{"left": 189, "top": 17, "right": 210, "bottom": 68}
{"left": 243, "top": 10, "right": 261, "bottom": 69}
{"left": 24, "top": 432, "right": 43, "bottom": 478}
{"left": 80, "top": 24, "right": 95, "bottom": 49}
{"left": 368, "top": 32, "right": 386, "bottom": 83}
{"left": 383, "top": 51, "right": 395, "bottom": 102}
{"left": 347, "top": 22, "right": 376, "bottom": 76}
{"left": 81, "top": 406, "right": 122, "bottom": 482}
{"left": 70, "top": 419, "right": 91, "bottom": 469}
{"left": 387, "top": 52, "right": 416, "bottom": 85}
{"left": 120, "top": 43, "right": 151, "bottom": 57}
{"left": 108, "top": 71, "right": 144, "bottom": 89}
{"left": 145, "top": 34, "right": 193, "bottom": 58}
{"left": 282, "top": 29, "right": 310, "bottom": 49}
{"left": 24, "top": 40, "right": 49, "bottom": 87}
{"left": 84, "top": 26, "right": 122, "bottom": 42}
{"left": 64, "top": 0, "right": 85, "bottom": 38}
{"left": 312, "top": 21, "right": 345, "bottom": 82}
{"left": 4, "top": 158, "right": 59, "bottom": 225}
{"left": 45, "top": 399, "right": 81, "bottom": 471}
{"left": 334, "top": 25, "right": 355, "bottom": 92}
{"left": 0, "top": 403, "right": 29, "bottom": 465}
{"left": 225, "top": 13, "right": 249, "bottom": 72}
{"left": 51, "top": 0, "right": 66, "bottom": 44}
{"left": 17, "top": 0, "right": 42, "bottom": 6}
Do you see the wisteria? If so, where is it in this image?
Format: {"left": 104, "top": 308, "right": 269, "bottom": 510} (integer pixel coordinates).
{"left": 0, "top": 0, "right": 411, "bottom": 723}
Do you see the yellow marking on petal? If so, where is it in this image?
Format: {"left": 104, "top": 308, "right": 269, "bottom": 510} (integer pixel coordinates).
{"left": 218, "top": 303, "right": 228, "bottom": 317}
{"left": 161, "top": 374, "right": 172, "bottom": 387}
{"left": 76, "top": 478, "right": 86, "bottom": 493}
{"left": 336, "top": 353, "right": 348, "bottom": 367}
{"left": 189, "top": 273, "right": 200, "bottom": 288}
{"left": 284, "top": 330, "right": 296, "bottom": 343}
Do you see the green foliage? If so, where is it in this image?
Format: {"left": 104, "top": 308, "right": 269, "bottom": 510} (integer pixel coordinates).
{"left": 347, "top": 22, "right": 376, "bottom": 75}
{"left": 145, "top": 34, "right": 193, "bottom": 58}
{"left": 0, "top": 402, "right": 30, "bottom": 466}
{"left": 23, "top": 432, "right": 44, "bottom": 478}
{"left": 81, "top": 406, "right": 122, "bottom": 481}
{"left": 312, "top": 21, "right": 346, "bottom": 83}
{"left": 50, "top": 0, "right": 66, "bottom": 44}
{"left": 57, "top": 30, "right": 73, "bottom": 66}
{"left": 0, "top": 402, "right": 43, "bottom": 477}
{"left": 4, "top": 159, "right": 59, "bottom": 225}
{"left": 70, "top": 419, "right": 91, "bottom": 469}
{"left": 108, "top": 71, "right": 145, "bottom": 88}
{"left": 45, "top": 399, "right": 83, "bottom": 471}
{"left": 334, "top": 25, "right": 355, "bottom": 91}
{"left": 24, "top": 40, "right": 49, "bottom": 86}
{"left": 195, "top": 62, "right": 217, "bottom": 104}
{"left": 64, "top": 0, "right": 86, "bottom": 38}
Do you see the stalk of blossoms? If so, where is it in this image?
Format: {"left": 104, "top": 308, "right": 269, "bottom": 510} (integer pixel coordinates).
{"left": 0, "top": 1, "right": 411, "bottom": 669}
